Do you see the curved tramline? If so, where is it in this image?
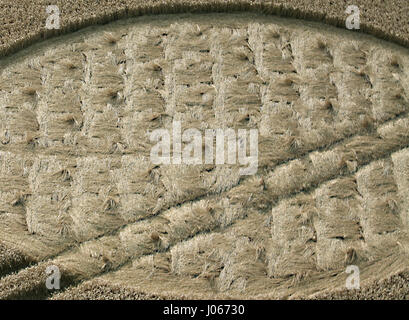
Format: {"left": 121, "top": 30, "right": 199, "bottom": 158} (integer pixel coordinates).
{"left": 0, "top": 13, "right": 408, "bottom": 299}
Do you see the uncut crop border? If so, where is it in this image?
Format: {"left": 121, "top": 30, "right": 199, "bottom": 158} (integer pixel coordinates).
{"left": 0, "top": 0, "right": 408, "bottom": 61}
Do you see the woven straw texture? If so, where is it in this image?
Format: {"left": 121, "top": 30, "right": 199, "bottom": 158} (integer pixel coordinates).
{"left": 0, "top": 2, "right": 409, "bottom": 300}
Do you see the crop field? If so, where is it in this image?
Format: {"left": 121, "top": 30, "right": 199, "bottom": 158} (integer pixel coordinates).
{"left": 0, "top": 2, "right": 408, "bottom": 300}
